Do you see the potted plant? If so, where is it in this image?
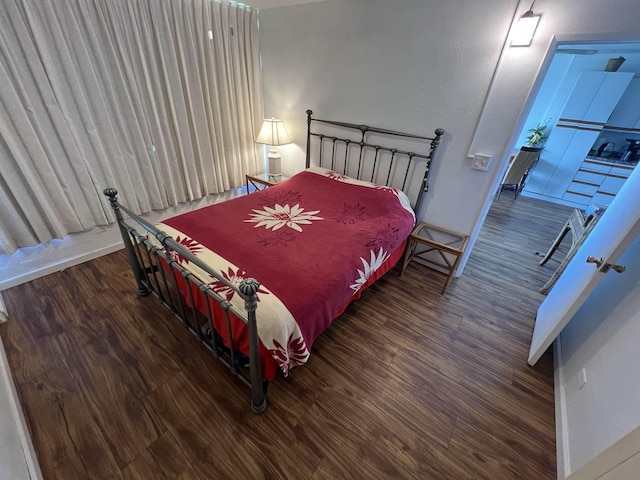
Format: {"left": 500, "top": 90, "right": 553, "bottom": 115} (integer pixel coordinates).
{"left": 525, "top": 123, "right": 549, "bottom": 148}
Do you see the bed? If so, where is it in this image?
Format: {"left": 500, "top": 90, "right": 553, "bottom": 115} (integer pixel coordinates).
{"left": 104, "top": 110, "right": 444, "bottom": 412}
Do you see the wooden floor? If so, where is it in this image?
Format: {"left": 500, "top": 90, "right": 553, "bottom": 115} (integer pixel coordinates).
{"left": 1, "top": 195, "right": 575, "bottom": 480}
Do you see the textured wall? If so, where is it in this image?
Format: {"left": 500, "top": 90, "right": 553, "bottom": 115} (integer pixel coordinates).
{"left": 259, "top": 0, "right": 515, "bottom": 235}
{"left": 259, "top": 0, "right": 640, "bottom": 257}
{"left": 259, "top": 0, "right": 640, "bottom": 478}
{"left": 558, "top": 233, "right": 640, "bottom": 474}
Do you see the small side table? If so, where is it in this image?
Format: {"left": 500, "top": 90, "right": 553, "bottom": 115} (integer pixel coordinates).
{"left": 400, "top": 222, "right": 469, "bottom": 294}
{"left": 245, "top": 171, "right": 289, "bottom": 193}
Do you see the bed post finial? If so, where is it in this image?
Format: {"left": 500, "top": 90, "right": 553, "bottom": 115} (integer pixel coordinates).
{"left": 104, "top": 187, "right": 122, "bottom": 219}
{"left": 104, "top": 187, "right": 123, "bottom": 220}
{"left": 414, "top": 128, "right": 446, "bottom": 216}
{"left": 431, "top": 129, "right": 445, "bottom": 155}
{"left": 239, "top": 278, "right": 260, "bottom": 308}
{"left": 239, "top": 278, "right": 267, "bottom": 413}
{"left": 429, "top": 128, "right": 445, "bottom": 161}
{"left": 306, "top": 110, "right": 313, "bottom": 169}
{"left": 104, "top": 187, "right": 118, "bottom": 202}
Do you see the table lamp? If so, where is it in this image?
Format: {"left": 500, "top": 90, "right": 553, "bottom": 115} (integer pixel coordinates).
{"left": 255, "top": 117, "right": 292, "bottom": 179}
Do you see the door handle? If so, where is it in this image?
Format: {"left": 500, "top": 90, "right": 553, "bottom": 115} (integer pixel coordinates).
{"left": 606, "top": 264, "right": 626, "bottom": 274}
{"left": 586, "top": 256, "right": 626, "bottom": 273}
{"left": 586, "top": 256, "right": 603, "bottom": 268}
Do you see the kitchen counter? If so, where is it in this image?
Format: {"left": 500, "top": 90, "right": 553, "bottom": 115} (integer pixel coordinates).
{"left": 585, "top": 155, "right": 638, "bottom": 167}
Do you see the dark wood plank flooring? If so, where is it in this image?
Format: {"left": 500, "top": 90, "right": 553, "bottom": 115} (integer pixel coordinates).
{"left": 1, "top": 195, "right": 575, "bottom": 479}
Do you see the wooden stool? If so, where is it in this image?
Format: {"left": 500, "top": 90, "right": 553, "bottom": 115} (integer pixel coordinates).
{"left": 400, "top": 222, "right": 469, "bottom": 294}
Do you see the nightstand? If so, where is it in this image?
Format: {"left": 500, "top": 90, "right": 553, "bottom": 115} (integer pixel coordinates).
{"left": 400, "top": 222, "right": 469, "bottom": 294}
{"left": 245, "top": 171, "right": 289, "bottom": 193}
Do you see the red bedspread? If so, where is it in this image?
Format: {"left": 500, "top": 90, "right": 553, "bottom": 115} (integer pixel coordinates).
{"left": 157, "top": 167, "right": 415, "bottom": 376}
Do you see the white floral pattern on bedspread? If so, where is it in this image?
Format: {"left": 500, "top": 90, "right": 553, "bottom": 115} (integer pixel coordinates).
{"left": 245, "top": 204, "right": 323, "bottom": 232}
{"left": 154, "top": 224, "right": 311, "bottom": 375}
{"left": 349, "top": 247, "right": 391, "bottom": 294}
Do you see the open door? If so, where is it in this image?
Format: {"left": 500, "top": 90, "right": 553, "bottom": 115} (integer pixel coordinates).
{"left": 528, "top": 163, "right": 640, "bottom": 365}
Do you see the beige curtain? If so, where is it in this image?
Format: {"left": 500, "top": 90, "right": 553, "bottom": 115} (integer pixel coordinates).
{"left": 0, "top": 0, "right": 263, "bottom": 255}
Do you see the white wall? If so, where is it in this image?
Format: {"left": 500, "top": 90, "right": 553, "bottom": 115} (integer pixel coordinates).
{"left": 557, "top": 232, "right": 640, "bottom": 476}
{"left": 259, "top": 0, "right": 640, "bottom": 478}
{"left": 259, "top": 0, "right": 518, "bottom": 234}
{"left": 1, "top": 0, "right": 639, "bottom": 475}
{"left": 259, "top": 0, "right": 640, "bottom": 254}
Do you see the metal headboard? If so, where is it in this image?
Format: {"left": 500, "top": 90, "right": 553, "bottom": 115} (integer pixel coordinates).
{"left": 305, "top": 109, "right": 444, "bottom": 214}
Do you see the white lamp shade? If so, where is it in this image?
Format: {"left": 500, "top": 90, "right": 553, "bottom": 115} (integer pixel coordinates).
{"left": 511, "top": 12, "right": 540, "bottom": 46}
{"left": 255, "top": 118, "right": 292, "bottom": 146}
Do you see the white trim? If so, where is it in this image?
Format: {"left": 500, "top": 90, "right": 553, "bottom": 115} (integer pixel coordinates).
{"left": 466, "top": 0, "right": 524, "bottom": 157}
{"left": 554, "top": 338, "right": 571, "bottom": 479}
{"left": 456, "top": 34, "right": 560, "bottom": 277}
{"left": 0, "top": 242, "right": 123, "bottom": 292}
{"left": 0, "top": 187, "right": 245, "bottom": 292}
{"left": 0, "top": 293, "right": 7, "bottom": 323}
{"left": 458, "top": 30, "right": 640, "bottom": 278}
{"left": 566, "top": 426, "right": 640, "bottom": 480}
{"left": 0, "top": 337, "right": 44, "bottom": 480}
{"left": 553, "top": 32, "right": 640, "bottom": 45}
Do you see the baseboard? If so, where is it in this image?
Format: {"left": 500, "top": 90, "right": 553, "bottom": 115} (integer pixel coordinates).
{"left": 0, "top": 293, "right": 7, "bottom": 323}
{"left": 520, "top": 191, "right": 585, "bottom": 209}
{"left": 0, "top": 187, "right": 244, "bottom": 293}
{"left": 565, "top": 426, "right": 640, "bottom": 480}
{"left": 0, "top": 337, "right": 44, "bottom": 480}
{"left": 554, "top": 338, "right": 571, "bottom": 479}
{"left": 0, "top": 242, "right": 124, "bottom": 292}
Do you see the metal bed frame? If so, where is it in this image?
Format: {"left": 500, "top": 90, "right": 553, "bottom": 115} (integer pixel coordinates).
{"left": 305, "top": 110, "right": 444, "bottom": 210}
{"left": 104, "top": 110, "right": 444, "bottom": 412}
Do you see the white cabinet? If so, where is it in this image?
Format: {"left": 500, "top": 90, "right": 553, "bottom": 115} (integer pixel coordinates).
{"left": 564, "top": 158, "right": 635, "bottom": 207}
{"left": 560, "top": 72, "right": 607, "bottom": 121}
{"left": 543, "top": 129, "right": 599, "bottom": 198}
{"left": 584, "top": 73, "right": 636, "bottom": 122}
{"left": 524, "top": 71, "right": 633, "bottom": 200}
{"left": 605, "top": 79, "right": 640, "bottom": 130}
{"left": 525, "top": 127, "right": 574, "bottom": 194}
{"left": 561, "top": 72, "right": 633, "bottom": 123}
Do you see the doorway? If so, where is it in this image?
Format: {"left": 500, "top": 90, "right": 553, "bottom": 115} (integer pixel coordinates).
{"left": 471, "top": 39, "right": 640, "bottom": 297}
{"left": 467, "top": 34, "right": 640, "bottom": 480}
{"left": 517, "top": 42, "right": 640, "bottom": 210}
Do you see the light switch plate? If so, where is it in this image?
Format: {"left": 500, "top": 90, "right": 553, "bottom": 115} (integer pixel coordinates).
{"left": 471, "top": 154, "right": 492, "bottom": 171}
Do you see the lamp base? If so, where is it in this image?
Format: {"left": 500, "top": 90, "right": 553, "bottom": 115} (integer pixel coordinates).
{"left": 267, "top": 148, "right": 282, "bottom": 178}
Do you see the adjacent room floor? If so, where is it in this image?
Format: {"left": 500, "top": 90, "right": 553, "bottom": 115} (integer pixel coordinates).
{"left": 0, "top": 195, "right": 574, "bottom": 479}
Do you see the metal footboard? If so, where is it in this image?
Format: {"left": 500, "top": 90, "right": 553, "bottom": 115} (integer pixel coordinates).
{"left": 103, "top": 188, "right": 267, "bottom": 413}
